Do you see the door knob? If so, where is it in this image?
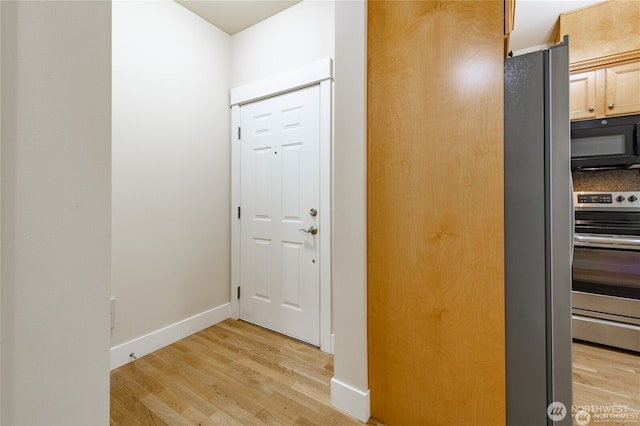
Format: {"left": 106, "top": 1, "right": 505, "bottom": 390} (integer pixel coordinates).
{"left": 299, "top": 226, "right": 318, "bottom": 235}
{"left": 608, "top": 103, "right": 615, "bottom": 109}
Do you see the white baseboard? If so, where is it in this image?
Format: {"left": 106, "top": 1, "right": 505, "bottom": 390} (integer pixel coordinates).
{"left": 330, "top": 377, "right": 370, "bottom": 423}
{"left": 110, "top": 303, "right": 231, "bottom": 370}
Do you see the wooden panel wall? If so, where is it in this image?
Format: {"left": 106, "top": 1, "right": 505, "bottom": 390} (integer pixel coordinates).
{"left": 367, "top": 2, "right": 505, "bottom": 425}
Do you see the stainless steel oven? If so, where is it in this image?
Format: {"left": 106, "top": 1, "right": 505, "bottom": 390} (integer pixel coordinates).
{"left": 573, "top": 191, "right": 640, "bottom": 352}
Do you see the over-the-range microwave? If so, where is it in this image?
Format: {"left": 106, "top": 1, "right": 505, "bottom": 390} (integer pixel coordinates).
{"left": 571, "top": 114, "right": 640, "bottom": 171}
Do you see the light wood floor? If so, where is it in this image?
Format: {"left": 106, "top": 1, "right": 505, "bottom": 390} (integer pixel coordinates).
{"left": 111, "top": 320, "right": 639, "bottom": 425}
{"left": 573, "top": 340, "right": 640, "bottom": 426}
{"left": 110, "top": 319, "right": 371, "bottom": 425}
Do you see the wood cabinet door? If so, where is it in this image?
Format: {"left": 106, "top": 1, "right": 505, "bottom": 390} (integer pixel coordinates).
{"left": 570, "top": 70, "right": 597, "bottom": 120}
{"left": 606, "top": 61, "right": 640, "bottom": 117}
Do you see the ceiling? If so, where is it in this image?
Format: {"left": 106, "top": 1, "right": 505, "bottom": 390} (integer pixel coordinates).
{"left": 176, "top": 0, "right": 301, "bottom": 35}
{"left": 176, "top": 0, "right": 604, "bottom": 51}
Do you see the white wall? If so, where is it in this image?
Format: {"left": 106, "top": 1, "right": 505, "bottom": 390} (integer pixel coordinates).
{"left": 0, "top": 1, "right": 4, "bottom": 416}
{"left": 331, "top": 0, "right": 369, "bottom": 421}
{"left": 111, "top": 1, "right": 231, "bottom": 348}
{"left": 1, "top": 1, "right": 111, "bottom": 424}
{"left": 0, "top": 0, "right": 357, "bottom": 422}
{"left": 230, "top": 0, "right": 335, "bottom": 88}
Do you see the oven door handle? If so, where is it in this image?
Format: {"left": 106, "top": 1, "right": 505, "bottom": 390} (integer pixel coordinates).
{"left": 574, "top": 234, "right": 640, "bottom": 248}
{"left": 571, "top": 179, "right": 575, "bottom": 260}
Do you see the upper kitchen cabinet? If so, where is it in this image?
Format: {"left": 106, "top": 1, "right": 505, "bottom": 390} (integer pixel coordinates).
{"left": 605, "top": 61, "right": 640, "bottom": 116}
{"left": 569, "top": 70, "right": 596, "bottom": 120}
{"left": 558, "top": 0, "right": 640, "bottom": 69}
{"left": 570, "top": 62, "right": 640, "bottom": 120}
{"left": 504, "top": 0, "right": 515, "bottom": 56}
{"left": 558, "top": 0, "right": 640, "bottom": 120}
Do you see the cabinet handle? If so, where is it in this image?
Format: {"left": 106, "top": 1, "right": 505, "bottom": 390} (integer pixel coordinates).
{"left": 589, "top": 106, "right": 595, "bottom": 112}
{"left": 608, "top": 103, "right": 615, "bottom": 109}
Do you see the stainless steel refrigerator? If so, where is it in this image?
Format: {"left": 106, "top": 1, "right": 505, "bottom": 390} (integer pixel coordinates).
{"left": 504, "top": 37, "right": 573, "bottom": 426}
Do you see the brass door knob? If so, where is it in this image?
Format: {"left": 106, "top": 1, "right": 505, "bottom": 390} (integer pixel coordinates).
{"left": 299, "top": 226, "right": 318, "bottom": 235}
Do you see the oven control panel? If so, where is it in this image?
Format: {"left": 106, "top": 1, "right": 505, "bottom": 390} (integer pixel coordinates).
{"left": 577, "top": 193, "right": 613, "bottom": 204}
{"left": 575, "top": 191, "right": 640, "bottom": 210}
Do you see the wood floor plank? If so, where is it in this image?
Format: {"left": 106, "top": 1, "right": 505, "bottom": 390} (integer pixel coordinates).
{"left": 210, "top": 409, "right": 251, "bottom": 426}
{"left": 180, "top": 407, "right": 219, "bottom": 426}
{"left": 140, "top": 352, "right": 247, "bottom": 420}
{"left": 214, "top": 320, "right": 332, "bottom": 369}
{"left": 192, "top": 326, "right": 336, "bottom": 408}
{"left": 163, "top": 345, "right": 277, "bottom": 410}
{"left": 111, "top": 378, "right": 167, "bottom": 425}
{"left": 111, "top": 321, "right": 638, "bottom": 426}
{"left": 572, "top": 340, "right": 640, "bottom": 426}
{"left": 192, "top": 330, "right": 300, "bottom": 388}
{"left": 139, "top": 393, "right": 192, "bottom": 426}
{"left": 153, "top": 345, "right": 276, "bottom": 425}
{"left": 110, "top": 320, "right": 366, "bottom": 425}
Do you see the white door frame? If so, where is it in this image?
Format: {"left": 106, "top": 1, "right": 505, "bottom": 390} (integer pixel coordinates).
{"left": 230, "top": 58, "right": 333, "bottom": 353}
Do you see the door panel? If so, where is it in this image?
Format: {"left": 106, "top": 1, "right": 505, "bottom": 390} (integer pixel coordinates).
{"left": 570, "top": 71, "right": 596, "bottom": 120}
{"left": 606, "top": 61, "right": 640, "bottom": 117}
{"left": 240, "top": 85, "right": 320, "bottom": 346}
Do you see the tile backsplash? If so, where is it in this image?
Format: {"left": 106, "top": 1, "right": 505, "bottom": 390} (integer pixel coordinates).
{"left": 572, "top": 169, "right": 640, "bottom": 192}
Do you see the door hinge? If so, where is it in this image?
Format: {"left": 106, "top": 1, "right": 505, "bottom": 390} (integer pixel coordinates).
{"left": 237, "top": 286, "right": 240, "bottom": 299}
{"left": 237, "top": 206, "right": 241, "bottom": 219}
{"left": 237, "top": 127, "right": 241, "bottom": 140}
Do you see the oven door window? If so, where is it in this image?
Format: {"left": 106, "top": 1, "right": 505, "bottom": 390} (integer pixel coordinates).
{"left": 573, "top": 246, "right": 640, "bottom": 300}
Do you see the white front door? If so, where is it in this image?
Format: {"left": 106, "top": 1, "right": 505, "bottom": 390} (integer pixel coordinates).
{"left": 239, "top": 85, "right": 320, "bottom": 346}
